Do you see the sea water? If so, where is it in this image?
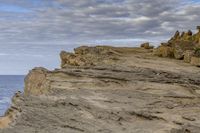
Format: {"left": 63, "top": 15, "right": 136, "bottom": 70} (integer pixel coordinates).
{"left": 0, "top": 75, "right": 25, "bottom": 116}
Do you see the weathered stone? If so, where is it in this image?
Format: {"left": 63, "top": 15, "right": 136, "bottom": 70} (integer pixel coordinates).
{"left": 60, "top": 51, "right": 91, "bottom": 67}
{"left": 24, "top": 67, "right": 50, "bottom": 95}
{"left": 140, "top": 42, "right": 149, "bottom": 48}
{"left": 2, "top": 46, "right": 200, "bottom": 132}
{"left": 173, "top": 41, "right": 194, "bottom": 60}
{"left": 174, "top": 44, "right": 184, "bottom": 60}
{"left": 191, "top": 56, "right": 200, "bottom": 66}
{"left": 168, "top": 31, "right": 180, "bottom": 45}
{"left": 60, "top": 46, "right": 123, "bottom": 68}
{"left": 140, "top": 42, "right": 154, "bottom": 49}
{"left": 174, "top": 31, "right": 180, "bottom": 39}
{"left": 153, "top": 46, "right": 173, "bottom": 57}
{"left": 184, "top": 50, "right": 195, "bottom": 63}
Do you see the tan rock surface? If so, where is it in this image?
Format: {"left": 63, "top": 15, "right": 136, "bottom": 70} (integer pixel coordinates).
{"left": 184, "top": 50, "right": 195, "bottom": 63}
{"left": 1, "top": 46, "right": 200, "bottom": 133}
{"left": 191, "top": 56, "right": 200, "bottom": 66}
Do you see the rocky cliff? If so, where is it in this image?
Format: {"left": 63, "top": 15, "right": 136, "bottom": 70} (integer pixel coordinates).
{"left": 0, "top": 46, "right": 200, "bottom": 133}
{"left": 154, "top": 26, "right": 200, "bottom": 67}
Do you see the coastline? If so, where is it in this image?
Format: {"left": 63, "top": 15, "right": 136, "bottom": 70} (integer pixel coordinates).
{"left": 0, "top": 45, "right": 200, "bottom": 132}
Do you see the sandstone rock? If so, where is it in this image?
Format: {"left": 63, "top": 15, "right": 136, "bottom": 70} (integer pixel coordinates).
{"left": 60, "top": 46, "right": 122, "bottom": 68}
{"left": 153, "top": 46, "right": 173, "bottom": 57}
{"left": 168, "top": 31, "right": 180, "bottom": 45}
{"left": 74, "top": 46, "right": 90, "bottom": 55}
{"left": 191, "top": 56, "right": 200, "bottom": 66}
{"left": 173, "top": 41, "right": 194, "bottom": 60}
{"left": 174, "top": 31, "right": 180, "bottom": 39}
{"left": 2, "top": 46, "right": 200, "bottom": 132}
{"left": 24, "top": 67, "right": 50, "bottom": 95}
{"left": 60, "top": 51, "right": 91, "bottom": 68}
{"left": 140, "top": 42, "right": 149, "bottom": 48}
{"left": 184, "top": 50, "right": 195, "bottom": 63}
{"left": 174, "top": 44, "right": 184, "bottom": 59}
{"left": 140, "top": 42, "right": 154, "bottom": 49}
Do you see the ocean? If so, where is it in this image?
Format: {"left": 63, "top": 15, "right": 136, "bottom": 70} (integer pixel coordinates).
{"left": 0, "top": 75, "right": 25, "bottom": 116}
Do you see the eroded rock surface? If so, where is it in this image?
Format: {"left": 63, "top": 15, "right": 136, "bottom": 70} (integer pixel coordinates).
{"left": 1, "top": 46, "right": 200, "bottom": 133}
{"left": 154, "top": 26, "right": 200, "bottom": 66}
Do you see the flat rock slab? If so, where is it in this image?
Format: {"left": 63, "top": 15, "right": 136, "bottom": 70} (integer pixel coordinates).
{"left": 1, "top": 47, "right": 200, "bottom": 133}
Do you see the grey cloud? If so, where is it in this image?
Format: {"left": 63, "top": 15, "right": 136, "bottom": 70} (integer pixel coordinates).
{"left": 0, "top": 0, "right": 200, "bottom": 74}
{"left": 0, "top": 0, "right": 199, "bottom": 44}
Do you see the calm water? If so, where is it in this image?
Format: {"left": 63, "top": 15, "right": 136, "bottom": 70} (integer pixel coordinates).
{"left": 0, "top": 75, "right": 25, "bottom": 116}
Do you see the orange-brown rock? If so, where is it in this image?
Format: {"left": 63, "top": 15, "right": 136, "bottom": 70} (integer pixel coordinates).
{"left": 184, "top": 50, "right": 195, "bottom": 63}
{"left": 140, "top": 42, "right": 154, "bottom": 49}
{"left": 153, "top": 46, "right": 173, "bottom": 57}
{"left": 155, "top": 26, "right": 200, "bottom": 67}
{"left": 60, "top": 46, "right": 122, "bottom": 68}
{"left": 24, "top": 67, "right": 50, "bottom": 95}
{"left": 173, "top": 41, "right": 194, "bottom": 59}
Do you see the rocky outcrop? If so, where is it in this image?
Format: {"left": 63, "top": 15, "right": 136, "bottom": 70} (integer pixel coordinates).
{"left": 153, "top": 46, "right": 173, "bottom": 57}
{"left": 0, "top": 91, "right": 23, "bottom": 128}
{"left": 60, "top": 46, "right": 121, "bottom": 68}
{"left": 184, "top": 50, "right": 195, "bottom": 63}
{"left": 140, "top": 42, "right": 154, "bottom": 49}
{"left": 24, "top": 67, "right": 50, "bottom": 95}
{"left": 154, "top": 26, "right": 200, "bottom": 66}
{"left": 173, "top": 41, "right": 194, "bottom": 59}
{"left": 1, "top": 46, "right": 200, "bottom": 133}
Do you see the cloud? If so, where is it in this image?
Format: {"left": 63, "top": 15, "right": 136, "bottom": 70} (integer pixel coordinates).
{"left": 0, "top": 0, "right": 200, "bottom": 74}
{"left": 0, "top": 0, "right": 199, "bottom": 44}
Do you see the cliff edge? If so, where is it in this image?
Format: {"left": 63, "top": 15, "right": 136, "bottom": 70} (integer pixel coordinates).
{"left": 0, "top": 46, "right": 200, "bottom": 133}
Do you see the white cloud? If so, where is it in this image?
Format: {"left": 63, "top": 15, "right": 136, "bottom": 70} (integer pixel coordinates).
{"left": 0, "top": 0, "right": 199, "bottom": 74}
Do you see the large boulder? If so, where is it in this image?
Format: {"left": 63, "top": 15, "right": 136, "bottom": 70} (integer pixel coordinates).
{"left": 174, "top": 44, "right": 184, "bottom": 59}
{"left": 173, "top": 41, "right": 194, "bottom": 60}
{"left": 153, "top": 46, "right": 173, "bottom": 57}
{"left": 184, "top": 50, "right": 195, "bottom": 63}
{"left": 140, "top": 42, "right": 154, "bottom": 49}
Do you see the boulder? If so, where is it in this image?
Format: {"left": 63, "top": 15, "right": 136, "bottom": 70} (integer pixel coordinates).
{"left": 191, "top": 56, "right": 200, "bottom": 66}
{"left": 174, "top": 44, "right": 184, "bottom": 59}
{"left": 184, "top": 50, "right": 195, "bottom": 63}
{"left": 153, "top": 46, "right": 173, "bottom": 57}
{"left": 140, "top": 42, "right": 149, "bottom": 48}
{"left": 140, "top": 42, "right": 154, "bottom": 49}
{"left": 173, "top": 41, "right": 194, "bottom": 60}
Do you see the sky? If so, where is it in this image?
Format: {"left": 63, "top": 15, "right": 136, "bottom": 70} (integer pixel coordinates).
{"left": 0, "top": 0, "right": 200, "bottom": 74}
